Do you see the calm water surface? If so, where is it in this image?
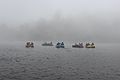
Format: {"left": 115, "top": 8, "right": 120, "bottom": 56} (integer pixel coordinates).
{"left": 0, "top": 42, "right": 120, "bottom": 80}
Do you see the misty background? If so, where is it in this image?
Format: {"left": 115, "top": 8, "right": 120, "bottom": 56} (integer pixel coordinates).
{"left": 0, "top": 0, "right": 120, "bottom": 43}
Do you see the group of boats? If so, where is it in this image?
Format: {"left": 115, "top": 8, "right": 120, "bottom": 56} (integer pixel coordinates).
{"left": 72, "top": 42, "right": 95, "bottom": 48}
{"left": 25, "top": 42, "right": 95, "bottom": 48}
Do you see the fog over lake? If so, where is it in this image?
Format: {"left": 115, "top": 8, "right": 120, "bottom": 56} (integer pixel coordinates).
{"left": 1, "top": 1, "right": 120, "bottom": 80}
{"left": 0, "top": 0, "right": 120, "bottom": 43}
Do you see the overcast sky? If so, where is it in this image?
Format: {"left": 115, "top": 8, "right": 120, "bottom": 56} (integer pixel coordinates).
{"left": 0, "top": 0, "right": 120, "bottom": 43}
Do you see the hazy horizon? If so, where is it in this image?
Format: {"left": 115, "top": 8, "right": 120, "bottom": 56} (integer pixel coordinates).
{"left": 0, "top": 0, "right": 120, "bottom": 43}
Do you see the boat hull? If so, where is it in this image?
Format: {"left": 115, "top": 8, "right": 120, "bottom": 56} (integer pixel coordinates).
{"left": 56, "top": 45, "right": 65, "bottom": 48}
{"left": 86, "top": 45, "right": 95, "bottom": 48}
{"left": 42, "top": 44, "right": 53, "bottom": 46}
{"left": 72, "top": 45, "right": 84, "bottom": 48}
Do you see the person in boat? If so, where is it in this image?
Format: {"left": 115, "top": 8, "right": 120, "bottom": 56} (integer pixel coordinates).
{"left": 86, "top": 42, "right": 90, "bottom": 47}
{"left": 81, "top": 43, "right": 83, "bottom": 45}
{"left": 80, "top": 43, "right": 83, "bottom": 46}
{"left": 61, "top": 42, "right": 64, "bottom": 45}
{"left": 79, "top": 43, "right": 81, "bottom": 45}
{"left": 50, "top": 42, "right": 52, "bottom": 44}
{"left": 56, "top": 42, "right": 60, "bottom": 48}
{"left": 91, "top": 43, "right": 94, "bottom": 45}
{"left": 30, "top": 42, "right": 34, "bottom": 48}
{"left": 26, "top": 42, "right": 30, "bottom": 45}
{"left": 87, "top": 43, "right": 90, "bottom": 45}
{"left": 57, "top": 42, "right": 60, "bottom": 45}
{"left": 61, "top": 42, "right": 65, "bottom": 48}
{"left": 26, "top": 42, "right": 30, "bottom": 48}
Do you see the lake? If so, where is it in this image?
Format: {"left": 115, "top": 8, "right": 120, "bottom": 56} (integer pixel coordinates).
{"left": 0, "top": 42, "right": 120, "bottom": 80}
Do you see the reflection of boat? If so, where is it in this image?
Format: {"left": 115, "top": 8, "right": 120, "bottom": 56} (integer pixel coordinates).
{"left": 56, "top": 42, "right": 65, "bottom": 48}
{"left": 42, "top": 42, "right": 53, "bottom": 46}
{"left": 72, "top": 43, "right": 84, "bottom": 48}
{"left": 85, "top": 43, "right": 95, "bottom": 48}
{"left": 25, "top": 42, "right": 34, "bottom": 48}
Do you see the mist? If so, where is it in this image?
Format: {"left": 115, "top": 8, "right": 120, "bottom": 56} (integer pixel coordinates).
{"left": 0, "top": 0, "right": 120, "bottom": 43}
{"left": 0, "top": 12, "right": 120, "bottom": 43}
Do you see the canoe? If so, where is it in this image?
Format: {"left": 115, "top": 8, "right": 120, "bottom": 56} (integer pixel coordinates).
{"left": 42, "top": 43, "right": 53, "bottom": 46}
{"left": 72, "top": 43, "right": 84, "bottom": 48}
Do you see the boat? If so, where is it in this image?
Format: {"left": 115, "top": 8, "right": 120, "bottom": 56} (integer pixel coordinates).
{"left": 42, "top": 42, "right": 53, "bottom": 46}
{"left": 72, "top": 43, "right": 84, "bottom": 48}
{"left": 56, "top": 42, "right": 65, "bottom": 48}
{"left": 60, "top": 42, "right": 65, "bottom": 48}
{"left": 25, "top": 42, "right": 34, "bottom": 48}
{"left": 85, "top": 43, "right": 95, "bottom": 48}
{"left": 90, "top": 43, "right": 95, "bottom": 48}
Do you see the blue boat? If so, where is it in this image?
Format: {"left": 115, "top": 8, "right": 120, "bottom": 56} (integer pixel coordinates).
{"left": 56, "top": 42, "right": 65, "bottom": 48}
